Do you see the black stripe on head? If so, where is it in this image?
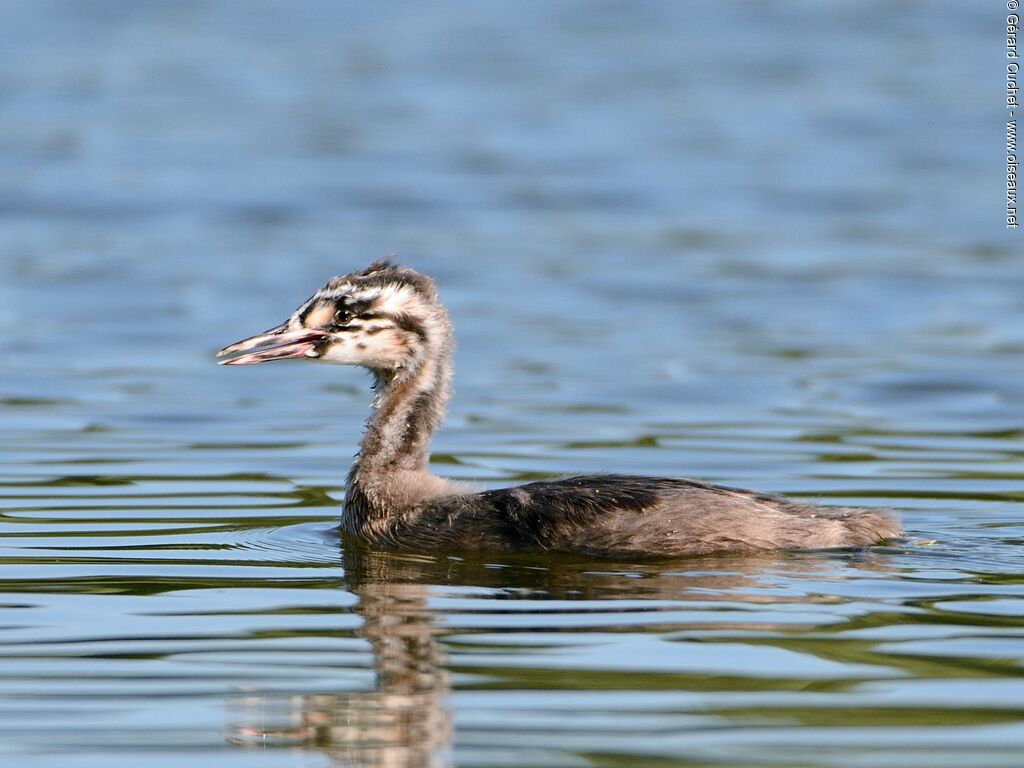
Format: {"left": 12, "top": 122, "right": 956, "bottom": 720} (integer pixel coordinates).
{"left": 339, "top": 298, "right": 375, "bottom": 316}
{"left": 392, "top": 312, "right": 427, "bottom": 341}
{"left": 354, "top": 264, "right": 438, "bottom": 302}
{"left": 295, "top": 294, "right": 319, "bottom": 325}
{"left": 317, "top": 261, "right": 439, "bottom": 311}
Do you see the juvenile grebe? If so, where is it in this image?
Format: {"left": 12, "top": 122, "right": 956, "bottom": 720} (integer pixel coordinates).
{"left": 217, "top": 260, "right": 902, "bottom": 558}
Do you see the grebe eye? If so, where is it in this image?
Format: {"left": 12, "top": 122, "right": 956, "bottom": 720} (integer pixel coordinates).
{"left": 334, "top": 309, "right": 352, "bottom": 325}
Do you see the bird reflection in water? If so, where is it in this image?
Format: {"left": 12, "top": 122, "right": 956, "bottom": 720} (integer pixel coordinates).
{"left": 225, "top": 546, "right": 893, "bottom": 766}
{"left": 226, "top": 547, "right": 452, "bottom": 767}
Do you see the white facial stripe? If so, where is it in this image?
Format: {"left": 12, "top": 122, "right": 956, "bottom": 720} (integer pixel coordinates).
{"left": 351, "top": 284, "right": 416, "bottom": 314}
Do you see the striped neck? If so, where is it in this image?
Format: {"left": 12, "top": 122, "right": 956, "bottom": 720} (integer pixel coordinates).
{"left": 343, "top": 331, "right": 453, "bottom": 527}
{"left": 360, "top": 359, "right": 450, "bottom": 472}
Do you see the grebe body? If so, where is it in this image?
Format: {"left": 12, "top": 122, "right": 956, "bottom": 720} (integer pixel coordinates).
{"left": 218, "top": 261, "right": 901, "bottom": 558}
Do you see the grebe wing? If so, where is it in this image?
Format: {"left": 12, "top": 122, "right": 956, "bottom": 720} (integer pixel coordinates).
{"left": 437, "top": 474, "right": 900, "bottom": 557}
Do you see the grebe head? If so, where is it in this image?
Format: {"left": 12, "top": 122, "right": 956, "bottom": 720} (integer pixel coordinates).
{"left": 217, "top": 259, "right": 449, "bottom": 377}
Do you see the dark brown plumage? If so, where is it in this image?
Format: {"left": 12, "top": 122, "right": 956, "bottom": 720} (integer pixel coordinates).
{"left": 218, "top": 260, "right": 903, "bottom": 558}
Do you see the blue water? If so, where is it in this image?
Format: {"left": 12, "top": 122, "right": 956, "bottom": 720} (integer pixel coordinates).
{"left": 1, "top": 2, "right": 1021, "bottom": 766}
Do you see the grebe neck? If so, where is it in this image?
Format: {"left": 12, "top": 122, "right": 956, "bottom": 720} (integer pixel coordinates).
{"left": 343, "top": 331, "right": 454, "bottom": 529}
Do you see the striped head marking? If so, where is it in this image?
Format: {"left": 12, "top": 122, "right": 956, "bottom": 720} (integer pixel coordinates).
{"left": 217, "top": 259, "right": 449, "bottom": 373}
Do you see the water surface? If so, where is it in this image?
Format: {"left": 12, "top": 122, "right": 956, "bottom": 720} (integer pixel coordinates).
{"left": 1, "top": 2, "right": 1021, "bottom": 767}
